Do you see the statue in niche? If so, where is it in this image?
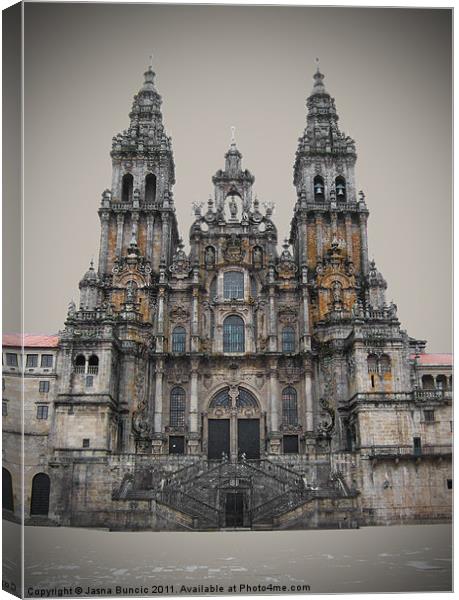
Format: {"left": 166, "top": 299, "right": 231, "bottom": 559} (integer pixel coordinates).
{"left": 253, "top": 246, "right": 263, "bottom": 268}
{"left": 228, "top": 195, "right": 238, "bottom": 219}
{"left": 331, "top": 280, "right": 343, "bottom": 310}
{"left": 205, "top": 246, "right": 215, "bottom": 268}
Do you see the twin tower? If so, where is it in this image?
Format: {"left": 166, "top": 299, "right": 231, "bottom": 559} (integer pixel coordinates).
{"left": 58, "top": 62, "right": 405, "bottom": 461}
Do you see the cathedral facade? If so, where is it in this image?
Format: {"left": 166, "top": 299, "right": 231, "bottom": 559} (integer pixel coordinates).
{"left": 3, "top": 65, "right": 452, "bottom": 530}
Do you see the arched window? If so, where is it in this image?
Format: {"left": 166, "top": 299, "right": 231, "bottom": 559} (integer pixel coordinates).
{"left": 74, "top": 354, "right": 86, "bottom": 374}
{"left": 282, "top": 327, "right": 295, "bottom": 353}
{"left": 172, "top": 326, "right": 186, "bottom": 353}
{"left": 282, "top": 387, "right": 298, "bottom": 426}
{"left": 170, "top": 387, "right": 186, "bottom": 427}
{"left": 367, "top": 354, "right": 378, "bottom": 373}
{"left": 379, "top": 354, "right": 391, "bottom": 374}
{"left": 223, "top": 315, "right": 245, "bottom": 353}
{"left": 88, "top": 355, "right": 99, "bottom": 375}
{"left": 436, "top": 375, "right": 447, "bottom": 390}
{"left": 121, "top": 173, "right": 133, "bottom": 203}
{"left": 30, "top": 473, "right": 50, "bottom": 516}
{"left": 314, "top": 175, "right": 325, "bottom": 200}
{"left": 335, "top": 176, "right": 346, "bottom": 200}
{"left": 422, "top": 375, "right": 435, "bottom": 390}
{"left": 223, "top": 271, "right": 244, "bottom": 299}
{"left": 3, "top": 468, "right": 14, "bottom": 512}
{"left": 145, "top": 173, "right": 157, "bottom": 203}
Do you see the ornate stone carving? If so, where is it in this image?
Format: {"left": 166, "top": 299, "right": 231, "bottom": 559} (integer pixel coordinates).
{"left": 223, "top": 234, "right": 244, "bottom": 263}
{"left": 276, "top": 240, "right": 297, "bottom": 279}
{"left": 169, "top": 305, "right": 190, "bottom": 323}
{"left": 169, "top": 241, "right": 191, "bottom": 279}
{"left": 278, "top": 306, "right": 298, "bottom": 324}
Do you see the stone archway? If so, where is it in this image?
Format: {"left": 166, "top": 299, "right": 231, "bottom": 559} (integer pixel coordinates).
{"left": 205, "top": 385, "right": 263, "bottom": 460}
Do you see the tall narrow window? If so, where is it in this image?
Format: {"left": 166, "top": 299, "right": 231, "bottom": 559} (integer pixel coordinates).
{"left": 224, "top": 271, "right": 244, "bottom": 299}
{"left": 314, "top": 175, "right": 325, "bottom": 200}
{"left": 172, "top": 326, "right": 186, "bottom": 353}
{"left": 145, "top": 173, "right": 157, "bottom": 203}
{"left": 282, "top": 327, "right": 295, "bottom": 353}
{"left": 223, "top": 315, "right": 245, "bottom": 353}
{"left": 335, "top": 176, "right": 346, "bottom": 200}
{"left": 421, "top": 375, "right": 435, "bottom": 390}
{"left": 170, "top": 387, "right": 186, "bottom": 427}
{"left": 122, "top": 173, "right": 133, "bottom": 202}
{"left": 282, "top": 387, "right": 298, "bottom": 426}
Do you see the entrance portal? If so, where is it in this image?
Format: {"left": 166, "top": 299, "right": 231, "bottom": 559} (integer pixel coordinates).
{"left": 225, "top": 492, "right": 244, "bottom": 527}
{"left": 208, "top": 419, "right": 230, "bottom": 459}
{"left": 238, "top": 419, "right": 260, "bottom": 459}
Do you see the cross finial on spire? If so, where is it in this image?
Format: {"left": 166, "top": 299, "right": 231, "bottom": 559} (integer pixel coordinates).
{"left": 315, "top": 57, "right": 320, "bottom": 72}
{"left": 230, "top": 125, "right": 236, "bottom": 145}
{"left": 148, "top": 53, "right": 154, "bottom": 69}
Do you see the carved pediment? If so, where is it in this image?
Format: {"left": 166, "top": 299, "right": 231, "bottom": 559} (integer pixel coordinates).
{"left": 278, "top": 305, "right": 298, "bottom": 324}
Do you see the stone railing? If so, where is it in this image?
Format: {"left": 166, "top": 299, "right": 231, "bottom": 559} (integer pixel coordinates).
{"left": 367, "top": 445, "right": 452, "bottom": 459}
{"left": 414, "top": 389, "right": 452, "bottom": 402}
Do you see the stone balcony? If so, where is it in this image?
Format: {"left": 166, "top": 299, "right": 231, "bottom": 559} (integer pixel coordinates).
{"left": 366, "top": 444, "right": 452, "bottom": 462}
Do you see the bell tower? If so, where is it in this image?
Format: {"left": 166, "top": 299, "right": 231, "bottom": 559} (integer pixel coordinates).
{"left": 97, "top": 62, "right": 179, "bottom": 276}
{"left": 291, "top": 64, "right": 371, "bottom": 328}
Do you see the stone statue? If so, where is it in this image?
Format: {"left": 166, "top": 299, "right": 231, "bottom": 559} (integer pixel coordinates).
{"left": 205, "top": 246, "right": 215, "bottom": 267}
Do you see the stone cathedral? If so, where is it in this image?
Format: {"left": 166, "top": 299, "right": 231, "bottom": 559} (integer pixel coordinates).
{"left": 3, "top": 64, "right": 452, "bottom": 531}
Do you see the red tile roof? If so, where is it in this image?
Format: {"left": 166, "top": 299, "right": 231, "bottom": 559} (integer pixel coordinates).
{"left": 2, "top": 334, "right": 59, "bottom": 348}
{"left": 410, "top": 353, "right": 453, "bottom": 366}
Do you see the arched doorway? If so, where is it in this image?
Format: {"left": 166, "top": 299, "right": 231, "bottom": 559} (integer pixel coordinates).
{"left": 206, "top": 386, "right": 262, "bottom": 460}
{"left": 3, "top": 468, "right": 14, "bottom": 511}
{"left": 30, "top": 473, "right": 50, "bottom": 516}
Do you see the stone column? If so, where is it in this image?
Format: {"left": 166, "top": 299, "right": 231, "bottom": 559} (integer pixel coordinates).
{"left": 160, "top": 213, "right": 170, "bottom": 265}
{"left": 304, "top": 366, "right": 314, "bottom": 432}
{"left": 115, "top": 213, "right": 125, "bottom": 258}
{"left": 316, "top": 214, "right": 324, "bottom": 260}
{"left": 153, "top": 359, "right": 164, "bottom": 435}
{"left": 270, "top": 365, "right": 278, "bottom": 432}
{"left": 359, "top": 213, "right": 369, "bottom": 276}
{"left": 189, "top": 360, "right": 199, "bottom": 433}
{"left": 345, "top": 214, "right": 353, "bottom": 264}
{"left": 146, "top": 214, "right": 154, "bottom": 263}
{"left": 268, "top": 279, "right": 277, "bottom": 352}
{"left": 156, "top": 288, "right": 165, "bottom": 352}
{"left": 301, "top": 268, "right": 311, "bottom": 351}
{"left": 301, "top": 217, "right": 308, "bottom": 267}
{"left": 98, "top": 212, "right": 110, "bottom": 275}
{"left": 191, "top": 279, "right": 200, "bottom": 352}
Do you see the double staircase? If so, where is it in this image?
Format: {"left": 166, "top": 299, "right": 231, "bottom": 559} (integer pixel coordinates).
{"left": 114, "top": 458, "right": 358, "bottom": 530}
